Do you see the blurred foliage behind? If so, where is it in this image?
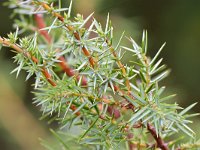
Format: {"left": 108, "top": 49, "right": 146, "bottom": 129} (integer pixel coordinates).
{"left": 0, "top": 0, "right": 200, "bottom": 149}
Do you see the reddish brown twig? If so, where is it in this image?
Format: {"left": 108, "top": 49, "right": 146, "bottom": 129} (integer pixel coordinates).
{"left": 34, "top": 14, "right": 52, "bottom": 43}
{"left": 41, "top": 66, "right": 56, "bottom": 87}
{"left": 147, "top": 123, "right": 169, "bottom": 150}
{"left": 58, "top": 56, "right": 87, "bottom": 86}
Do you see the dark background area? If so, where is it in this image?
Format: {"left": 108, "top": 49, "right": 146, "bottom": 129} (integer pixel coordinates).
{"left": 0, "top": 0, "right": 200, "bottom": 149}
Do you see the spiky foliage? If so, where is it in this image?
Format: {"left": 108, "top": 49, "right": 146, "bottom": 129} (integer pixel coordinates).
{"left": 0, "top": 0, "right": 200, "bottom": 150}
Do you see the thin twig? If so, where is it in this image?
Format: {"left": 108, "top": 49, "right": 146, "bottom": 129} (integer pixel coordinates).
{"left": 0, "top": 37, "right": 56, "bottom": 86}
{"left": 107, "top": 41, "right": 131, "bottom": 92}
{"left": 147, "top": 122, "right": 169, "bottom": 150}
{"left": 34, "top": 14, "right": 52, "bottom": 43}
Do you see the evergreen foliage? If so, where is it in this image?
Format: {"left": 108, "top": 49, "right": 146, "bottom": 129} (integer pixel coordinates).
{"left": 0, "top": 0, "right": 200, "bottom": 149}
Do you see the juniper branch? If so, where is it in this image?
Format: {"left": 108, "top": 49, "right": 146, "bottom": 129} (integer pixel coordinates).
{"left": 1, "top": 1, "right": 199, "bottom": 150}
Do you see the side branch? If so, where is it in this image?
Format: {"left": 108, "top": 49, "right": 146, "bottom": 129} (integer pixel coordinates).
{"left": 0, "top": 37, "right": 56, "bottom": 86}
{"left": 0, "top": 37, "right": 83, "bottom": 116}
{"left": 108, "top": 45, "right": 131, "bottom": 92}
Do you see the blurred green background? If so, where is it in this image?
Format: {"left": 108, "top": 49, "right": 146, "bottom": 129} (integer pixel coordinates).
{"left": 0, "top": 0, "right": 200, "bottom": 149}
